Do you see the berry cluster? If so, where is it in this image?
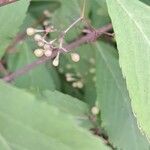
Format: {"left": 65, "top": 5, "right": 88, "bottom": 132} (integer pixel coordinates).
{"left": 26, "top": 10, "right": 81, "bottom": 67}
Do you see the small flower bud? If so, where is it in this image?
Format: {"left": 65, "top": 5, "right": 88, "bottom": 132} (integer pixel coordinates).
{"left": 66, "top": 73, "right": 73, "bottom": 78}
{"left": 52, "top": 53, "right": 60, "bottom": 67}
{"left": 44, "top": 44, "right": 51, "bottom": 50}
{"left": 38, "top": 41, "right": 44, "bottom": 47}
{"left": 34, "top": 49, "right": 44, "bottom": 57}
{"left": 43, "top": 20, "right": 50, "bottom": 26}
{"left": 26, "top": 27, "right": 35, "bottom": 36}
{"left": 34, "top": 34, "right": 42, "bottom": 41}
{"left": 43, "top": 10, "right": 52, "bottom": 18}
{"left": 53, "top": 59, "right": 59, "bottom": 67}
{"left": 66, "top": 76, "right": 76, "bottom": 82}
{"left": 71, "top": 53, "right": 80, "bottom": 62}
{"left": 91, "top": 106, "right": 100, "bottom": 115}
{"left": 44, "top": 50, "right": 52, "bottom": 57}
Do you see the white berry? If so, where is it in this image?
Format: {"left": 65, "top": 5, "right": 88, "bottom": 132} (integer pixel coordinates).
{"left": 44, "top": 50, "right": 52, "bottom": 57}
{"left": 71, "top": 53, "right": 80, "bottom": 62}
{"left": 34, "top": 34, "right": 42, "bottom": 41}
{"left": 44, "top": 44, "right": 50, "bottom": 50}
{"left": 76, "top": 81, "right": 84, "bottom": 88}
{"left": 26, "top": 27, "right": 35, "bottom": 36}
{"left": 34, "top": 49, "right": 44, "bottom": 57}
{"left": 38, "top": 41, "right": 44, "bottom": 47}
{"left": 91, "top": 106, "right": 100, "bottom": 115}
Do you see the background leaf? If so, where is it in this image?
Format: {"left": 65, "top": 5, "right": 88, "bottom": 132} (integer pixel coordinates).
{"left": 106, "top": 0, "right": 150, "bottom": 139}
{"left": 7, "top": 40, "right": 60, "bottom": 92}
{"left": 0, "top": 0, "right": 30, "bottom": 58}
{"left": 58, "top": 45, "right": 96, "bottom": 106}
{"left": 96, "top": 41, "right": 150, "bottom": 150}
{"left": 0, "top": 81, "right": 109, "bottom": 150}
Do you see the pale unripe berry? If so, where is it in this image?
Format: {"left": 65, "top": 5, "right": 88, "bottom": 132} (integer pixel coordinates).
{"left": 76, "top": 81, "right": 83, "bottom": 88}
{"left": 44, "top": 44, "right": 50, "bottom": 50}
{"left": 38, "top": 41, "right": 44, "bottom": 47}
{"left": 66, "top": 76, "right": 75, "bottom": 82}
{"left": 91, "top": 106, "right": 100, "bottom": 115}
{"left": 71, "top": 53, "right": 80, "bottom": 62}
{"left": 43, "top": 20, "right": 49, "bottom": 26}
{"left": 44, "top": 50, "right": 52, "bottom": 57}
{"left": 72, "top": 82, "right": 78, "bottom": 88}
{"left": 53, "top": 53, "right": 60, "bottom": 67}
{"left": 34, "top": 34, "right": 42, "bottom": 41}
{"left": 43, "top": 10, "right": 52, "bottom": 17}
{"left": 26, "top": 27, "right": 35, "bottom": 36}
{"left": 53, "top": 58, "right": 59, "bottom": 67}
{"left": 34, "top": 49, "right": 44, "bottom": 57}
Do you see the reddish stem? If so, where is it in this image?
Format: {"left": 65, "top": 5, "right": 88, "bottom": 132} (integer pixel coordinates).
{"left": 0, "top": 0, "right": 16, "bottom": 6}
{"left": 2, "top": 23, "right": 112, "bottom": 82}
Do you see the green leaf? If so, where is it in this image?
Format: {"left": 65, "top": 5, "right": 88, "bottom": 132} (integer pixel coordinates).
{"left": 41, "top": 90, "right": 93, "bottom": 129}
{"left": 0, "top": 81, "right": 109, "bottom": 150}
{"left": 91, "top": 0, "right": 110, "bottom": 28}
{"left": 7, "top": 40, "right": 60, "bottom": 92}
{"left": 106, "top": 0, "right": 150, "bottom": 139}
{"left": 96, "top": 42, "right": 150, "bottom": 149}
{"left": 0, "top": 0, "right": 30, "bottom": 58}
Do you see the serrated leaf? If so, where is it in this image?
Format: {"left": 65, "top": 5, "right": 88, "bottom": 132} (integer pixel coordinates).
{"left": 96, "top": 41, "right": 150, "bottom": 150}
{"left": 106, "top": 0, "right": 150, "bottom": 139}
{"left": 0, "top": 0, "right": 30, "bottom": 58}
{"left": 7, "top": 40, "right": 60, "bottom": 92}
{"left": 0, "top": 81, "right": 109, "bottom": 150}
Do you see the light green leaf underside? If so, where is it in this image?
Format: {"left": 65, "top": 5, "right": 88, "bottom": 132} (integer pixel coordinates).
{"left": 0, "top": 81, "right": 109, "bottom": 150}
{"left": 96, "top": 41, "right": 150, "bottom": 150}
{"left": 0, "top": 0, "right": 30, "bottom": 58}
{"left": 106, "top": 0, "right": 150, "bottom": 139}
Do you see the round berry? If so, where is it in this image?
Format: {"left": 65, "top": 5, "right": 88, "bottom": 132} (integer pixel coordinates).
{"left": 34, "top": 49, "right": 44, "bottom": 57}
{"left": 26, "top": 27, "right": 35, "bottom": 36}
{"left": 34, "top": 34, "right": 42, "bottom": 41}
